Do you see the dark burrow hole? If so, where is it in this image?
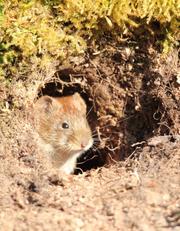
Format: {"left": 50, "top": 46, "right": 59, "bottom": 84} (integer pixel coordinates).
{"left": 124, "top": 96, "right": 162, "bottom": 142}
{"left": 37, "top": 67, "right": 168, "bottom": 173}
{"left": 121, "top": 92, "right": 170, "bottom": 161}
{"left": 102, "top": 96, "right": 165, "bottom": 163}
{"left": 37, "top": 69, "right": 105, "bottom": 174}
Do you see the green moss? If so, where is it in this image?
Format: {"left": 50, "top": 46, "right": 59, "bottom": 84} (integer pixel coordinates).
{"left": 0, "top": 0, "right": 179, "bottom": 83}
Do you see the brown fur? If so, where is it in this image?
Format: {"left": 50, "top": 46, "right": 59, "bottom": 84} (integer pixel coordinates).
{"left": 33, "top": 93, "right": 93, "bottom": 174}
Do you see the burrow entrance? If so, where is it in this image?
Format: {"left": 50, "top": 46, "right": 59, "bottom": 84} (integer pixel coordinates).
{"left": 36, "top": 35, "right": 179, "bottom": 172}
{"left": 37, "top": 69, "right": 105, "bottom": 173}
{"left": 36, "top": 63, "right": 174, "bottom": 173}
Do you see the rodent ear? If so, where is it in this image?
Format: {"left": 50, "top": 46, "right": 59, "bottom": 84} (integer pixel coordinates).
{"left": 73, "top": 93, "right": 87, "bottom": 114}
{"left": 34, "top": 96, "right": 58, "bottom": 115}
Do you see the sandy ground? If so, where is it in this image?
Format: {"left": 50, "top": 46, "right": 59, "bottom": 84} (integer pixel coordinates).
{"left": 0, "top": 128, "right": 179, "bottom": 230}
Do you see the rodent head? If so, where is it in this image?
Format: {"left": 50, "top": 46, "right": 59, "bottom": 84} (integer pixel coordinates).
{"left": 34, "top": 93, "right": 93, "bottom": 158}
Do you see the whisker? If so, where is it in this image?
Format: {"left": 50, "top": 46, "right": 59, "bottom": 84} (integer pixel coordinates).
{"left": 92, "top": 128, "right": 122, "bottom": 136}
{"left": 92, "top": 130, "right": 97, "bottom": 134}
{"left": 92, "top": 143, "right": 100, "bottom": 149}
{"left": 92, "top": 141, "right": 100, "bottom": 145}
{"left": 92, "top": 135, "right": 99, "bottom": 139}
{"left": 70, "top": 135, "right": 81, "bottom": 147}
{"left": 86, "top": 105, "right": 94, "bottom": 119}
{"left": 92, "top": 134, "right": 99, "bottom": 139}
{"left": 62, "top": 146, "right": 72, "bottom": 153}
{"left": 92, "top": 131, "right": 98, "bottom": 136}
{"left": 74, "top": 167, "right": 83, "bottom": 174}
{"left": 93, "top": 142, "right": 99, "bottom": 147}
{"left": 77, "top": 154, "right": 99, "bottom": 164}
{"left": 92, "top": 137, "right": 100, "bottom": 142}
{"left": 92, "top": 148, "right": 100, "bottom": 153}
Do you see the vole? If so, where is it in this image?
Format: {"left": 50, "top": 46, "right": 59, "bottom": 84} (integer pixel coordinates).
{"left": 34, "top": 93, "right": 93, "bottom": 174}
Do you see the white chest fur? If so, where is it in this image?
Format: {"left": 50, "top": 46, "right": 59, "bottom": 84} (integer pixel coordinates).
{"left": 59, "top": 152, "right": 82, "bottom": 174}
{"left": 37, "top": 135, "right": 81, "bottom": 174}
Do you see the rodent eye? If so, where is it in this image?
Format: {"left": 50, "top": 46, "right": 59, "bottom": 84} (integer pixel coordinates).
{"left": 62, "top": 122, "right": 69, "bottom": 129}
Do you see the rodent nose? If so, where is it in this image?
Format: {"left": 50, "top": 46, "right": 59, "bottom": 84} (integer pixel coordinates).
{"left": 81, "top": 141, "right": 88, "bottom": 149}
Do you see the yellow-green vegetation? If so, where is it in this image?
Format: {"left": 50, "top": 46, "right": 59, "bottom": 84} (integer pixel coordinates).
{"left": 0, "top": 0, "right": 179, "bottom": 105}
